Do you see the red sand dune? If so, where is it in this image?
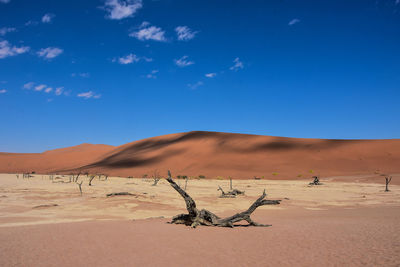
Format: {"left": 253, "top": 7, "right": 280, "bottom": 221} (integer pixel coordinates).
{"left": 0, "top": 131, "right": 399, "bottom": 181}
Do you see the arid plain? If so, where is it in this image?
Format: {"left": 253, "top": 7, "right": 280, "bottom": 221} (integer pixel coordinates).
{"left": 0, "top": 172, "right": 399, "bottom": 266}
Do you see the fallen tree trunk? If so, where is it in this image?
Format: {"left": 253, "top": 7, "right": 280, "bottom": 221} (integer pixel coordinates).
{"left": 166, "top": 170, "right": 281, "bottom": 228}
{"left": 106, "top": 192, "right": 133, "bottom": 197}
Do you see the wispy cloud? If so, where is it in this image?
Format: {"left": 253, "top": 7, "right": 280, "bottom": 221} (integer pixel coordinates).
{"left": 104, "top": 0, "right": 142, "bottom": 20}
{"left": 71, "top": 72, "right": 90, "bottom": 78}
{"left": 0, "top": 0, "right": 10, "bottom": 3}
{"left": 0, "top": 40, "right": 30, "bottom": 59}
{"left": 42, "top": 13, "right": 55, "bottom": 23}
{"left": 23, "top": 82, "right": 35, "bottom": 89}
{"left": 146, "top": 69, "right": 158, "bottom": 79}
{"left": 34, "top": 84, "right": 46, "bottom": 91}
{"left": 0, "top": 89, "right": 7, "bottom": 94}
{"left": 24, "top": 83, "right": 68, "bottom": 97}
{"left": 174, "top": 55, "right": 194, "bottom": 67}
{"left": 116, "top": 53, "right": 139, "bottom": 64}
{"left": 229, "top": 57, "right": 244, "bottom": 71}
{"left": 288, "top": 18, "right": 300, "bottom": 26}
{"left": 37, "top": 47, "right": 63, "bottom": 59}
{"left": 77, "top": 91, "right": 101, "bottom": 99}
{"left": 175, "top": 26, "right": 197, "bottom": 41}
{"left": 142, "top": 56, "right": 153, "bottom": 62}
{"left": 205, "top": 73, "right": 217, "bottom": 78}
{"left": 188, "top": 81, "right": 203, "bottom": 90}
{"left": 0, "top": 27, "right": 16, "bottom": 36}
{"left": 129, "top": 22, "right": 166, "bottom": 42}
{"left": 55, "top": 87, "right": 64, "bottom": 96}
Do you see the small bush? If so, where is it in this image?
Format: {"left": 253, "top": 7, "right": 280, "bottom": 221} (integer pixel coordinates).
{"left": 198, "top": 175, "right": 206, "bottom": 179}
{"left": 297, "top": 174, "right": 303, "bottom": 178}
{"left": 216, "top": 176, "right": 224, "bottom": 180}
{"left": 142, "top": 174, "right": 148, "bottom": 178}
{"left": 272, "top": 172, "right": 279, "bottom": 176}
{"left": 309, "top": 170, "right": 314, "bottom": 174}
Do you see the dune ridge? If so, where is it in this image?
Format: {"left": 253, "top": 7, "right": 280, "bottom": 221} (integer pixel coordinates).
{"left": 0, "top": 131, "right": 399, "bottom": 180}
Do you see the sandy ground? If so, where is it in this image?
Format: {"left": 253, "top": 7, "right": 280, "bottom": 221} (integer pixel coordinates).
{"left": 0, "top": 173, "right": 399, "bottom": 266}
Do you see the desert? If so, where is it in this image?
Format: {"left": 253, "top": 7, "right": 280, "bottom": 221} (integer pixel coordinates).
{"left": 0, "top": 132, "right": 400, "bottom": 266}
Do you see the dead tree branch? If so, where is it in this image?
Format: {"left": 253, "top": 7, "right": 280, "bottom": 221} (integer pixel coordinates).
{"left": 88, "top": 175, "right": 96, "bottom": 186}
{"left": 166, "top": 170, "right": 280, "bottom": 228}
{"left": 106, "top": 192, "right": 133, "bottom": 197}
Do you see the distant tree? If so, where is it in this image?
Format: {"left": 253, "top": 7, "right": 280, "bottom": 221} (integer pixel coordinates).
{"left": 385, "top": 176, "right": 392, "bottom": 192}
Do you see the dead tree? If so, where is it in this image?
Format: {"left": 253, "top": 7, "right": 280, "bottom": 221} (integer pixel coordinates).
{"left": 71, "top": 173, "right": 80, "bottom": 183}
{"left": 152, "top": 170, "right": 161, "bottom": 186}
{"left": 385, "top": 176, "right": 392, "bottom": 192}
{"left": 217, "top": 178, "right": 245, "bottom": 198}
{"left": 76, "top": 181, "right": 83, "bottom": 196}
{"left": 166, "top": 170, "right": 280, "bottom": 228}
{"left": 309, "top": 176, "right": 322, "bottom": 186}
{"left": 88, "top": 175, "right": 96, "bottom": 186}
{"left": 16, "top": 174, "right": 19, "bottom": 179}
{"left": 217, "top": 186, "right": 236, "bottom": 198}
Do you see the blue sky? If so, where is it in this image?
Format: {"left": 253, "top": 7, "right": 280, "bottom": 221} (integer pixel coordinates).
{"left": 0, "top": 0, "right": 400, "bottom": 152}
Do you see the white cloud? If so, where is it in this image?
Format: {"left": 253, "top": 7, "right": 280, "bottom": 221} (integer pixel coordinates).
{"left": 77, "top": 91, "right": 101, "bottom": 99}
{"left": 104, "top": 0, "right": 142, "bottom": 20}
{"left": 55, "top": 87, "right": 64, "bottom": 96}
{"left": 129, "top": 23, "right": 166, "bottom": 42}
{"left": 288, "top": 19, "right": 300, "bottom": 26}
{"left": 175, "top": 26, "right": 197, "bottom": 41}
{"left": 117, "top": 53, "right": 139, "bottom": 64}
{"left": 37, "top": 47, "right": 63, "bottom": 59}
{"left": 44, "top": 87, "right": 52, "bottom": 93}
{"left": 0, "top": 89, "right": 6, "bottom": 94}
{"left": 230, "top": 57, "right": 244, "bottom": 71}
{"left": 42, "top": 13, "right": 55, "bottom": 23}
{"left": 0, "top": 0, "right": 10, "bottom": 3}
{"left": 205, "top": 73, "right": 217, "bottom": 78}
{"left": 188, "top": 81, "right": 203, "bottom": 90}
{"left": 146, "top": 69, "right": 158, "bottom": 79}
{"left": 0, "top": 27, "right": 16, "bottom": 36}
{"left": 174, "top": 55, "right": 194, "bottom": 67}
{"left": 0, "top": 40, "right": 30, "bottom": 59}
{"left": 23, "top": 82, "right": 35, "bottom": 89}
{"left": 34, "top": 84, "right": 46, "bottom": 91}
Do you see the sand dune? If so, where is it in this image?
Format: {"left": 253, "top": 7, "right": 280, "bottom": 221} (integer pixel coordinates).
{"left": 1, "top": 131, "right": 399, "bottom": 182}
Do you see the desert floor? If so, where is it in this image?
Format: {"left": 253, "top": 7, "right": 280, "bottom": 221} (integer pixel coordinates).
{"left": 0, "top": 173, "right": 399, "bottom": 266}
